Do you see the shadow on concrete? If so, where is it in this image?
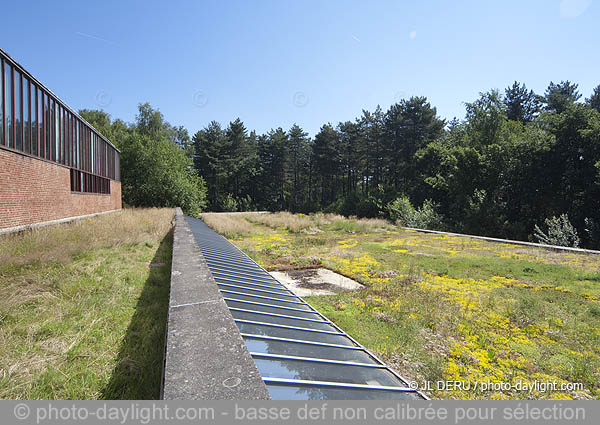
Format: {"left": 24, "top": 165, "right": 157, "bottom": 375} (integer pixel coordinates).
{"left": 100, "top": 229, "right": 173, "bottom": 400}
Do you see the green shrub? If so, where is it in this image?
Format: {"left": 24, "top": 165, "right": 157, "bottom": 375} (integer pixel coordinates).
{"left": 533, "top": 214, "right": 580, "bottom": 247}
{"left": 386, "top": 196, "right": 444, "bottom": 230}
{"left": 583, "top": 217, "right": 600, "bottom": 249}
{"left": 120, "top": 131, "right": 207, "bottom": 216}
{"left": 219, "top": 193, "right": 238, "bottom": 212}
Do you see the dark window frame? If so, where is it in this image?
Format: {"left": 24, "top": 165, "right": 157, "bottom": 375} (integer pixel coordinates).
{"left": 0, "top": 56, "right": 4, "bottom": 146}
{"left": 0, "top": 49, "right": 120, "bottom": 182}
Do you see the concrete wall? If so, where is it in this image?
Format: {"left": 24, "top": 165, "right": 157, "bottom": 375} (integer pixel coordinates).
{"left": 162, "top": 208, "right": 270, "bottom": 400}
{"left": 0, "top": 148, "right": 121, "bottom": 230}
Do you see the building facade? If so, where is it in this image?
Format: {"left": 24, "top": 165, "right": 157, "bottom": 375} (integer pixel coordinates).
{"left": 0, "top": 48, "right": 121, "bottom": 231}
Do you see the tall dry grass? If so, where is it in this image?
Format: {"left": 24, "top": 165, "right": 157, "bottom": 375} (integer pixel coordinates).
{"left": 0, "top": 207, "right": 175, "bottom": 399}
{"left": 200, "top": 213, "right": 256, "bottom": 237}
{"left": 356, "top": 217, "right": 394, "bottom": 230}
{"left": 0, "top": 208, "right": 175, "bottom": 267}
{"left": 245, "top": 211, "right": 346, "bottom": 233}
{"left": 246, "top": 212, "right": 313, "bottom": 232}
{"left": 200, "top": 211, "right": 393, "bottom": 235}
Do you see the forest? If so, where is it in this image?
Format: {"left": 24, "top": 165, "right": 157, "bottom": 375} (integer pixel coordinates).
{"left": 80, "top": 81, "right": 600, "bottom": 249}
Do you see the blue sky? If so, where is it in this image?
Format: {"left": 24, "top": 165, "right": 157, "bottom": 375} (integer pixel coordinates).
{"left": 1, "top": 0, "right": 598, "bottom": 137}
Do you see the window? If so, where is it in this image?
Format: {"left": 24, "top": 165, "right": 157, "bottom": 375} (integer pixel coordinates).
{"left": 52, "top": 99, "right": 57, "bottom": 161}
{"left": 75, "top": 120, "right": 80, "bottom": 168}
{"left": 0, "top": 59, "right": 4, "bottom": 146}
{"left": 5, "top": 61, "right": 12, "bottom": 148}
{"left": 91, "top": 134, "right": 95, "bottom": 174}
{"left": 15, "top": 70, "right": 22, "bottom": 151}
{"left": 70, "top": 114, "right": 74, "bottom": 167}
{"left": 39, "top": 89, "right": 45, "bottom": 158}
{"left": 58, "top": 105, "right": 63, "bottom": 164}
{"left": 1, "top": 50, "right": 120, "bottom": 183}
{"left": 24, "top": 78, "right": 30, "bottom": 154}
{"left": 63, "top": 108, "right": 67, "bottom": 165}
{"left": 68, "top": 113, "right": 72, "bottom": 167}
{"left": 32, "top": 84, "right": 38, "bottom": 156}
{"left": 44, "top": 94, "right": 50, "bottom": 159}
{"left": 70, "top": 169, "right": 110, "bottom": 194}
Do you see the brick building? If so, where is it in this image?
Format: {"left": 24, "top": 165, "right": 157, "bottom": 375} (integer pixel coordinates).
{"left": 0, "top": 48, "right": 121, "bottom": 232}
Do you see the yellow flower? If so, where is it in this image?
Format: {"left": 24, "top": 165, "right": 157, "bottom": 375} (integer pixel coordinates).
{"left": 337, "top": 238, "right": 358, "bottom": 249}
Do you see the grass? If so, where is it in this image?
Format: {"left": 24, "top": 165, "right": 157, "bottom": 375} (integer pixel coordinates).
{"left": 200, "top": 212, "right": 258, "bottom": 238}
{"left": 203, "top": 212, "right": 600, "bottom": 400}
{"left": 0, "top": 208, "right": 175, "bottom": 399}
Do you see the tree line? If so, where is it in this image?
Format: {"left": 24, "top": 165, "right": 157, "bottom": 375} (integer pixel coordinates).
{"left": 81, "top": 81, "right": 600, "bottom": 249}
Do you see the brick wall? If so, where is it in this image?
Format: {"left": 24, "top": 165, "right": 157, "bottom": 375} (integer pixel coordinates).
{"left": 0, "top": 148, "right": 122, "bottom": 230}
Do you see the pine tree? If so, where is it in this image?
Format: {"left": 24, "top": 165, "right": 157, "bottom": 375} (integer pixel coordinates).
{"left": 544, "top": 81, "right": 581, "bottom": 113}
{"left": 586, "top": 85, "right": 600, "bottom": 112}
{"left": 287, "top": 124, "right": 310, "bottom": 211}
{"left": 503, "top": 81, "right": 542, "bottom": 122}
{"left": 193, "top": 121, "right": 226, "bottom": 210}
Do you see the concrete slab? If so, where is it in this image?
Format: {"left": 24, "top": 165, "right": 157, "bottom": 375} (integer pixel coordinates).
{"left": 167, "top": 220, "right": 222, "bottom": 308}
{"left": 162, "top": 208, "right": 270, "bottom": 400}
{"left": 269, "top": 268, "right": 364, "bottom": 296}
{"left": 163, "top": 300, "right": 268, "bottom": 399}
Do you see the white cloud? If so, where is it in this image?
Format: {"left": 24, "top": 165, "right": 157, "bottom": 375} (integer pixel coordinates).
{"left": 409, "top": 30, "right": 417, "bottom": 39}
{"left": 560, "top": 0, "right": 592, "bottom": 18}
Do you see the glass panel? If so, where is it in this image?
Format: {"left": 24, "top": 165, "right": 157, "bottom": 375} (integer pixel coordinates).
{"left": 44, "top": 95, "right": 50, "bottom": 159}
{"left": 209, "top": 267, "right": 274, "bottom": 279}
{"left": 82, "top": 127, "right": 86, "bottom": 170}
{"left": 39, "top": 90, "right": 44, "bottom": 158}
{"left": 14, "top": 70, "right": 22, "bottom": 150}
{"left": 211, "top": 273, "right": 286, "bottom": 288}
{"left": 202, "top": 249, "right": 248, "bottom": 260}
{"left": 53, "top": 100, "right": 58, "bottom": 161}
{"left": 199, "top": 248, "right": 251, "bottom": 259}
{"left": 31, "top": 84, "right": 37, "bottom": 156}
{"left": 226, "top": 300, "right": 322, "bottom": 320}
{"left": 266, "top": 384, "right": 421, "bottom": 400}
{"left": 24, "top": 79, "right": 30, "bottom": 153}
{"left": 91, "top": 134, "right": 95, "bottom": 174}
{"left": 216, "top": 284, "right": 302, "bottom": 301}
{"left": 212, "top": 273, "right": 284, "bottom": 288}
{"left": 60, "top": 109, "right": 64, "bottom": 164}
{"left": 95, "top": 135, "right": 98, "bottom": 174}
{"left": 222, "top": 292, "right": 311, "bottom": 309}
{"left": 0, "top": 61, "right": 4, "bottom": 146}
{"left": 231, "top": 310, "right": 336, "bottom": 332}
{"left": 86, "top": 128, "right": 90, "bottom": 171}
{"left": 70, "top": 115, "right": 75, "bottom": 167}
{"left": 204, "top": 257, "right": 259, "bottom": 269}
{"left": 214, "top": 277, "right": 291, "bottom": 293}
{"left": 6, "top": 63, "right": 12, "bottom": 148}
{"left": 65, "top": 112, "right": 70, "bottom": 166}
{"left": 209, "top": 266, "right": 275, "bottom": 278}
{"left": 64, "top": 110, "right": 68, "bottom": 165}
{"left": 68, "top": 113, "right": 71, "bottom": 166}
{"left": 76, "top": 121, "right": 80, "bottom": 168}
{"left": 244, "top": 338, "right": 377, "bottom": 364}
{"left": 253, "top": 358, "right": 401, "bottom": 386}
{"left": 59, "top": 106, "right": 64, "bottom": 164}
{"left": 93, "top": 135, "right": 97, "bottom": 174}
{"left": 236, "top": 322, "right": 355, "bottom": 346}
